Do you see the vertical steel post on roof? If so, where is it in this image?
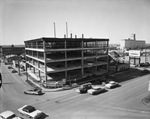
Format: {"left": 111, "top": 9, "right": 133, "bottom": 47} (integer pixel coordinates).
{"left": 54, "top": 22, "right": 56, "bottom": 38}
{"left": 66, "top": 22, "right": 68, "bottom": 38}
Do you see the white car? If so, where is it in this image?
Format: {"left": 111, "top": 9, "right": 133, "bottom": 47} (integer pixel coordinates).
{"left": 105, "top": 81, "right": 120, "bottom": 89}
{"left": 88, "top": 86, "right": 106, "bottom": 95}
{"left": 18, "top": 105, "right": 43, "bottom": 119}
{"left": 0, "top": 110, "right": 22, "bottom": 119}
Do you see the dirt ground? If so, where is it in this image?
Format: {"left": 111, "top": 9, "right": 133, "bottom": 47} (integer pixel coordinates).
{"left": 110, "top": 68, "right": 149, "bottom": 83}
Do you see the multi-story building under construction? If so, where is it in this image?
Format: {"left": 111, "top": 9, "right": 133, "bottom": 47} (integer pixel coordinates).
{"left": 24, "top": 36, "right": 109, "bottom": 86}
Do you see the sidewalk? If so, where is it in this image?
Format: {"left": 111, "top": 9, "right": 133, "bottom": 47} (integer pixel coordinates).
{"left": 9, "top": 65, "right": 64, "bottom": 92}
{"left": 23, "top": 73, "right": 64, "bottom": 92}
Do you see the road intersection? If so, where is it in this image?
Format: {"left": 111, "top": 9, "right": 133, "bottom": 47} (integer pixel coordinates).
{"left": 0, "top": 63, "right": 150, "bottom": 119}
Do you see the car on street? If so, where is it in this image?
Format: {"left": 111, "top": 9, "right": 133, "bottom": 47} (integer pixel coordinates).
{"left": 140, "top": 62, "right": 150, "bottom": 67}
{"left": 0, "top": 110, "right": 22, "bottom": 119}
{"left": 88, "top": 86, "right": 107, "bottom": 95}
{"left": 80, "top": 83, "right": 92, "bottom": 89}
{"left": 24, "top": 88, "right": 43, "bottom": 95}
{"left": 18, "top": 105, "right": 43, "bottom": 119}
{"left": 75, "top": 87, "right": 88, "bottom": 93}
{"left": 11, "top": 69, "right": 17, "bottom": 73}
{"left": 8, "top": 66, "right": 13, "bottom": 69}
{"left": 104, "top": 81, "right": 120, "bottom": 89}
{"left": 42, "top": 81, "right": 62, "bottom": 88}
{"left": 76, "top": 83, "right": 92, "bottom": 94}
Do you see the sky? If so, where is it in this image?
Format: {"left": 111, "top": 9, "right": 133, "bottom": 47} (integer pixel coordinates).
{"left": 0, "top": 0, "right": 150, "bottom": 45}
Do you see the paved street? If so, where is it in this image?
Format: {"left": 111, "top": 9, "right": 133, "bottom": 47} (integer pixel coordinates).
{"left": 0, "top": 63, "right": 150, "bottom": 119}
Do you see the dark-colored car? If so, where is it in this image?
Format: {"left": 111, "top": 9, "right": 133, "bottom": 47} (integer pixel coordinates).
{"left": 140, "top": 62, "right": 150, "bottom": 67}
{"left": 80, "top": 83, "right": 92, "bottom": 89}
{"left": 24, "top": 88, "right": 43, "bottom": 95}
{"left": 76, "top": 83, "right": 92, "bottom": 94}
{"left": 11, "top": 69, "right": 17, "bottom": 73}
{"left": 8, "top": 66, "right": 13, "bottom": 69}
{"left": 76, "top": 87, "right": 88, "bottom": 93}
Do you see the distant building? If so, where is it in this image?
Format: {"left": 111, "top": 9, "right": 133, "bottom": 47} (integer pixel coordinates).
{"left": 2, "top": 45, "right": 25, "bottom": 55}
{"left": 120, "top": 34, "right": 146, "bottom": 51}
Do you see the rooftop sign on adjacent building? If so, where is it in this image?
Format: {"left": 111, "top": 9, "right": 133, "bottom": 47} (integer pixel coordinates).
{"left": 129, "top": 50, "right": 141, "bottom": 57}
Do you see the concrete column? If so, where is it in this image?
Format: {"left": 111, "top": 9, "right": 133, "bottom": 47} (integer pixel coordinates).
{"left": 95, "top": 41, "right": 97, "bottom": 72}
{"left": 106, "top": 40, "right": 109, "bottom": 73}
{"left": 18, "top": 54, "right": 20, "bottom": 75}
{"left": 64, "top": 40, "right": 67, "bottom": 80}
{"left": 33, "top": 60, "right": 35, "bottom": 73}
{"left": 25, "top": 57, "right": 28, "bottom": 81}
{"left": 38, "top": 61, "right": 41, "bottom": 81}
{"left": 81, "top": 40, "right": 84, "bottom": 77}
{"left": 43, "top": 40, "right": 47, "bottom": 85}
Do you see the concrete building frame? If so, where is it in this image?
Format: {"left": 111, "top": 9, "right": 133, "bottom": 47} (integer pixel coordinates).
{"left": 24, "top": 37, "right": 109, "bottom": 86}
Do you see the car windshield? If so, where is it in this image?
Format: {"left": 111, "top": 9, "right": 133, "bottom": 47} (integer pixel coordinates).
{"left": 7, "top": 114, "right": 16, "bottom": 119}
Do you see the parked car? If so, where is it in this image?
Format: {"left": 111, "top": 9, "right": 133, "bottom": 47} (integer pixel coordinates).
{"left": 8, "top": 66, "right": 13, "bottom": 69}
{"left": 18, "top": 105, "right": 43, "bottom": 119}
{"left": 75, "top": 87, "right": 88, "bottom": 94}
{"left": 24, "top": 88, "right": 43, "bottom": 95}
{"left": 11, "top": 69, "right": 17, "bottom": 73}
{"left": 140, "top": 62, "right": 150, "bottom": 67}
{"left": 0, "top": 110, "right": 22, "bottom": 119}
{"left": 88, "top": 86, "right": 106, "bottom": 95}
{"left": 42, "top": 81, "right": 62, "bottom": 88}
{"left": 80, "top": 83, "right": 92, "bottom": 89}
{"left": 76, "top": 83, "right": 92, "bottom": 94}
{"left": 104, "top": 81, "right": 120, "bottom": 89}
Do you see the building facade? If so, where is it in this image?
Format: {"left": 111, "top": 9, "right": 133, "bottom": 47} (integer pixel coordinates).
{"left": 24, "top": 37, "right": 109, "bottom": 86}
{"left": 120, "top": 34, "right": 145, "bottom": 51}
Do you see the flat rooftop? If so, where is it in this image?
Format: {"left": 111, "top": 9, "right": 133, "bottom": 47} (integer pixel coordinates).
{"left": 24, "top": 37, "right": 109, "bottom": 42}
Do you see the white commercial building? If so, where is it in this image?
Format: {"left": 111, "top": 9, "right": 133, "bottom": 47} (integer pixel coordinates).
{"left": 120, "top": 34, "right": 146, "bottom": 51}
